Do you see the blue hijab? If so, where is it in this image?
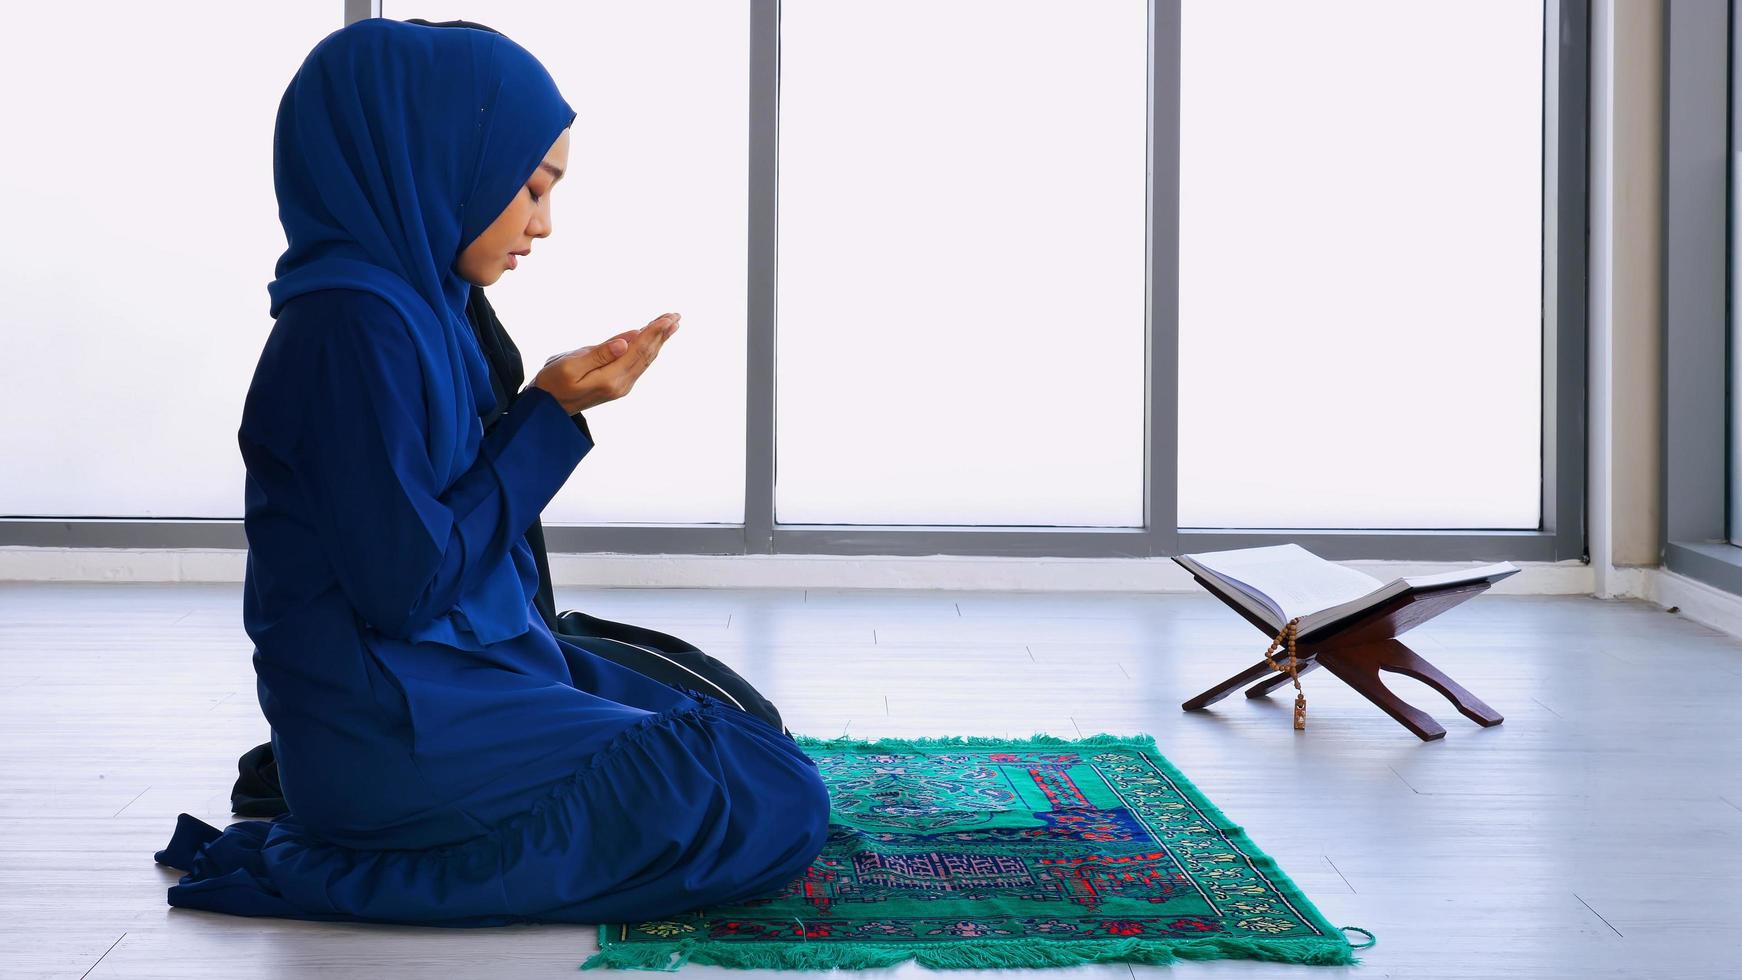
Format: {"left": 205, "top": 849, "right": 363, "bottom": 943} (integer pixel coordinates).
{"left": 264, "top": 17, "right": 575, "bottom": 646}
{"left": 268, "top": 16, "right": 574, "bottom": 473}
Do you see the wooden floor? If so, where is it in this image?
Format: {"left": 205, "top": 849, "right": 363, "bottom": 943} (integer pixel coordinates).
{"left": 2, "top": 583, "right": 1738, "bottom": 979}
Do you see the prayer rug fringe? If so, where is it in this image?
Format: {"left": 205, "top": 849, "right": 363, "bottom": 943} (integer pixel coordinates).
{"left": 580, "top": 932, "right": 1359, "bottom": 971}
{"left": 791, "top": 731, "right": 1165, "bottom": 753}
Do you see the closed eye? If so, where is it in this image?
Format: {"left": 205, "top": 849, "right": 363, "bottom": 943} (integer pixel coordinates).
{"left": 527, "top": 185, "right": 543, "bottom": 203}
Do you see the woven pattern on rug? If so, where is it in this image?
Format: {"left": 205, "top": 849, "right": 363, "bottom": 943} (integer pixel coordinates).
{"left": 582, "top": 732, "right": 1359, "bottom": 971}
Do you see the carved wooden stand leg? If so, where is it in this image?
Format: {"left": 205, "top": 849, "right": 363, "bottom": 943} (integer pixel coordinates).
{"left": 1330, "top": 639, "right": 1504, "bottom": 730}
{"left": 1186, "top": 639, "right": 1504, "bottom": 742}
{"left": 1244, "top": 660, "right": 1321, "bottom": 698}
{"left": 1181, "top": 660, "right": 1279, "bottom": 711}
{"left": 1245, "top": 639, "right": 1502, "bottom": 743}
{"left": 1312, "top": 643, "right": 1449, "bottom": 742}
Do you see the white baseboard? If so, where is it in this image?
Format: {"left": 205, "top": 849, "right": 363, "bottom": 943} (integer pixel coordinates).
{"left": 17, "top": 546, "right": 1740, "bottom": 640}
{"left": 0, "top": 546, "right": 1595, "bottom": 594}
{"left": 0, "top": 547, "right": 250, "bottom": 583}
{"left": 1630, "top": 566, "right": 1742, "bottom": 639}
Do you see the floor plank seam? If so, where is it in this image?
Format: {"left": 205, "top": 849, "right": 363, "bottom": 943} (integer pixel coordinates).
{"left": 112, "top": 787, "right": 150, "bottom": 819}
{"left": 1324, "top": 855, "right": 1356, "bottom": 894}
{"left": 1573, "top": 893, "right": 1624, "bottom": 938}
{"left": 79, "top": 932, "right": 127, "bottom": 980}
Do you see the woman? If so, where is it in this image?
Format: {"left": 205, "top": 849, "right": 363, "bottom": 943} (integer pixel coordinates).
{"left": 229, "top": 279, "right": 796, "bottom": 817}
{"left": 224, "top": 18, "right": 793, "bottom": 822}
{"left": 154, "top": 18, "right": 831, "bottom": 925}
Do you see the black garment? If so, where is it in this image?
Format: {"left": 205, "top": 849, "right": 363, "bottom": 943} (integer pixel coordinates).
{"left": 230, "top": 286, "right": 785, "bottom": 818}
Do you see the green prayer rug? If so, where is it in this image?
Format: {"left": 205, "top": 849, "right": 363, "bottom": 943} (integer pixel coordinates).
{"left": 582, "top": 732, "right": 1366, "bottom": 971}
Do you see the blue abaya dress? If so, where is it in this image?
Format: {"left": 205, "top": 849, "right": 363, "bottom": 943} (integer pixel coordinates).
{"left": 153, "top": 287, "right": 831, "bottom": 925}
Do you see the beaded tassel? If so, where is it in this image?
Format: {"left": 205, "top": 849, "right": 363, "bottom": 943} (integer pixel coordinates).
{"left": 1260, "top": 617, "right": 1307, "bottom": 730}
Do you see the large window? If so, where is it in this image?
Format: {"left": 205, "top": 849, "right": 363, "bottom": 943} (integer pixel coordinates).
{"left": 0, "top": 2, "right": 337, "bottom": 518}
{"left": 1178, "top": 0, "right": 1544, "bottom": 530}
{"left": 350, "top": 0, "right": 750, "bottom": 525}
{"left": 1, "top": 1, "right": 1584, "bottom": 561}
{"left": 774, "top": 0, "right": 1147, "bottom": 527}
{"left": 1669, "top": 0, "right": 1742, "bottom": 588}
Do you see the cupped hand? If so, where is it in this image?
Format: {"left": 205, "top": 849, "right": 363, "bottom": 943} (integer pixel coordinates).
{"left": 530, "top": 312, "right": 681, "bottom": 414}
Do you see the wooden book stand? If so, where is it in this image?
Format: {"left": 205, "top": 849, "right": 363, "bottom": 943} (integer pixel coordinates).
{"left": 1175, "top": 564, "right": 1505, "bottom": 742}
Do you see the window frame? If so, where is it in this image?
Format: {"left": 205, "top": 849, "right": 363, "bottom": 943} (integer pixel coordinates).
{"left": 1663, "top": 0, "right": 1742, "bottom": 590}
{"left": 0, "top": 0, "right": 1589, "bottom": 563}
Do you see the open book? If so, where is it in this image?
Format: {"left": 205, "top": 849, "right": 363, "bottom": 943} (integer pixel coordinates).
{"left": 1173, "top": 544, "right": 1520, "bottom": 637}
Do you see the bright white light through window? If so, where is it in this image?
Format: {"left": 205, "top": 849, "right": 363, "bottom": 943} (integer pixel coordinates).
{"left": 387, "top": 1, "right": 750, "bottom": 524}
{"left": 773, "top": 0, "right": 1149, "bottom": 526}
{"left": 1178, "top": 0, "right": 1544, "bottom": 529}
{"left": 0, "top": 3, "right": 338, "bottom": 517}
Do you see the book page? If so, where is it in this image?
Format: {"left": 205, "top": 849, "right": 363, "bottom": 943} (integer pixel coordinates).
{"left": 1183, "top": 544, "right": 1386, "bottom": 621}
{"left": 1400, "top": 563, "right": 1520, "bottom": 590}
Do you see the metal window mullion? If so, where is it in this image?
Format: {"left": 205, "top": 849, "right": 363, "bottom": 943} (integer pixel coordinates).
{"left": 1546, "top": 0, "right": 1591, "bottom": 561}
{"left": 1663, "top": 0, "right": 1730, "bottom": 549}
{"left": 746, "top": 0, "right": 779, "bottom": 556}
{"left": 1150, "top": 0, "right": 1182, "bottom": 559}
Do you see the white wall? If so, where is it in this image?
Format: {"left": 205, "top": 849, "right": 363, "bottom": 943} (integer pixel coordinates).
{"left": 1589, "top": 0, "right": 1665, "bottom": 598}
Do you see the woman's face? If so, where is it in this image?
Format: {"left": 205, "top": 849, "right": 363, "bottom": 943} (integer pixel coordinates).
{"left": 455, "top": 127, "right": 571, "bottom": 286}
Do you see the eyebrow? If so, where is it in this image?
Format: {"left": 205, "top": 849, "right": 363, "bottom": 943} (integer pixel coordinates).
{"left": 539, "top": 161, "right": 565, "bottom": 182}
